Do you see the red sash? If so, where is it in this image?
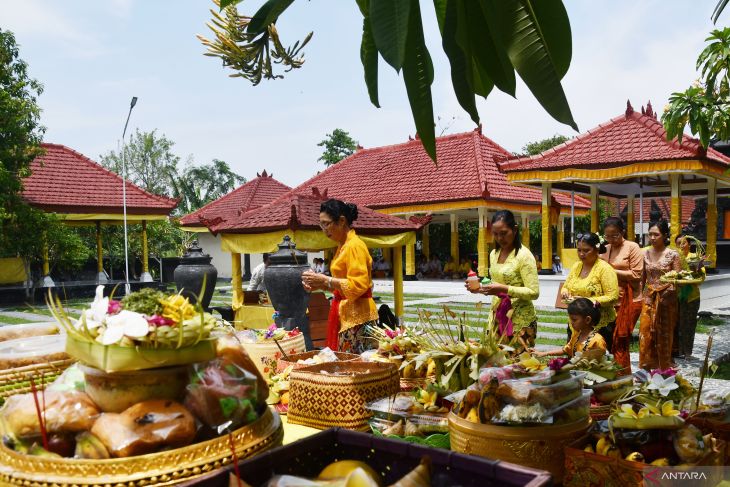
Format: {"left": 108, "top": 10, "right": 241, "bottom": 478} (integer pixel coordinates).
{"left": 326, "top": 289, "right": 373, "bottom": 350}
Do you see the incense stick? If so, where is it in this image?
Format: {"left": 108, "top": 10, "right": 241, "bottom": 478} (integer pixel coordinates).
{"left": 695, "top": 328, "right": 714, "bottom": 412}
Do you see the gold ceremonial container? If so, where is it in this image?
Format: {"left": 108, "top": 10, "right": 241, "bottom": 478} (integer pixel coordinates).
{"left": 0, "top": 406, "right": 283, "bottom": 486}
{"left": 449, "top": 411, "right": 591, "bottom": 482}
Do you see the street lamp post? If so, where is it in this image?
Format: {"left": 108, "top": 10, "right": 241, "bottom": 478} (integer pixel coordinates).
{"left": 121, "top": 96, "right": 138, "bottom": 295}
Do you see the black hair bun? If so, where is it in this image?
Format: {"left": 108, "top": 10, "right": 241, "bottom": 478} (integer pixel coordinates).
{"left": 346, "top": 202, "right": 358, "bottom": 222}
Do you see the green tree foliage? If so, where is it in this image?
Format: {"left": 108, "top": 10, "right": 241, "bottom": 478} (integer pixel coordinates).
{"left": 423, "top": 221, "right": 477, "bottom": 259}
{"left": 170, "top": 158, "right": 245, "bottom": 214}
{"left": 100, "top": 129, "right": 180, "bottom": 197}
{"left": 520, "top": 134, "right": 570, "bottom": 156}
{"left": 202, "top": 0, "right": 577, "bottom": 163}
{"left": 662, "top": 28, "right": 730, "bottom": 148}
{"left": 317, "top": 129, "right": 359, "bottom": 166}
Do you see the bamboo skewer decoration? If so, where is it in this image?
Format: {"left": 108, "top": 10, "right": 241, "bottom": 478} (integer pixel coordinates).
{"left": 695, "top": 328, "right": 715, "bottom": 412}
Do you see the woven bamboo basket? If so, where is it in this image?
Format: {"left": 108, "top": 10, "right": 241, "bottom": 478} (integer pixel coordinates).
{"left": 240, "top": 334, "right": 306, "bottom": 378}
{"left": 399, "top": 375, "right": 436, "bottom": 392}
{"left": 564, "top": 434, "right": 726, "bottom": 487}
{"left": 0, "top": 358, "right": 75, "bottom": 405}
{"left": 287, "top": 361, "right": 399, "bottom": 431}
{"left": 449, "top": 412, "right": 591, "bottom": 482}
{"left": 589, "top": 404, "right": 612, "bottom": 421}
{"left": 275, "top": 351, "right": 360, "bottom": 374}
{"left": 0, "top": 406, "right": 283, "bottom": 487}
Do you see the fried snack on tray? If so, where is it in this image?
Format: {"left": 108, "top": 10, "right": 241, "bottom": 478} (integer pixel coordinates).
{"left": 2, "top": 390, "right": 99, "bottom": 437}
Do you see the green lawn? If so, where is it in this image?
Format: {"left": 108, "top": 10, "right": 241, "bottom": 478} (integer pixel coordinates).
{"left": 696, "top": 315, "right": 728, "bottom": 335}
{"left": 0, "top": 315, "right": 39, "bottom": 325}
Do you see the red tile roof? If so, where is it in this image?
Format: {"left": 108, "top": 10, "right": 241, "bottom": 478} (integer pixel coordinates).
{"left": 180, "top": 170, "right": 291, "bottom": 227}
{"left": 500, "top": 101, "right": 730, "bottom": 173}
{"left": 210, "top": 189, "right": 420, "bottom": 235}
{"left": 22, "top": 144, "right": 177, "bottom": 215}
{"left": 614, "top": 196, "right": 696, "bottom": 225}
{"left": 292, "top": 128, "right": 590, "bottom": 210}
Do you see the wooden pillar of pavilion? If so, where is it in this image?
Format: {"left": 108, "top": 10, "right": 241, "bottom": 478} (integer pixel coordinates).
{"left": 450, "top": 213, "right": 459, "bottom": 264}
{"left": 707, "top": 177, "right": 718, "bottom": 269}
{"left": 670, "top": 175, "right": 682, "bottom": 246}
{"left": 477, "top": 207, "right": 489, "bottom": 276}
{"left": 590, "top": 186, "right": 599, "bottom": 233}
{"left": 140, "top": 220, "right": 153, "bottom": 282}
{"left": 96, "top": 222, "right": 107, "bottom": 283}
{"left": 231, "top": 252, "right": 243, "bottom": 312}
{"left": 393, "top": 246, "right": 404, "bottom": 317}
{"left": 626, "top": 194, "right": 635, "bottom": 241}
{"left": 521, "top": 213, "right": 530, "bottom": 248}
{"left": 541, "top": 184, "right": 553, "bottom": 272}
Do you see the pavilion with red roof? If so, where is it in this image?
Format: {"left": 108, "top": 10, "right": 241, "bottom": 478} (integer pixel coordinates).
{"left": 21, "top": 143, "right": 177, "bottom": 284}
{"left": 293, "top": 127, "right": 590, "bottom": 277}
{"left": 179, "top": 170, "right": 291, "bottom": 279}
{"left": 207, "top": 189, "right": 420, "bottom": 318}
{"left": 500, "top": 101, "right": 730, "bottom": 270}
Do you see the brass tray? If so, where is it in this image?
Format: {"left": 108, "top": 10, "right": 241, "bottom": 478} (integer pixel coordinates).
{"left": 0, "top": 406, "right": 283, "bottom": 486}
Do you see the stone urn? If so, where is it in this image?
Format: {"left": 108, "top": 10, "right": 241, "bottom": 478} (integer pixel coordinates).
{"left": 173, "top": 240, "right": 217, "bottom": 309}
{"left": 264, "top": 236, "right": 312, "bottom": 348}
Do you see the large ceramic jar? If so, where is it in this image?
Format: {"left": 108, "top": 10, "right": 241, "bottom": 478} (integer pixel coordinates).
{"left": 264, "top": 236, "right": 311, "bottom": 347}
{"left": 173, "top": 240, "right": 217, "bottom": 309}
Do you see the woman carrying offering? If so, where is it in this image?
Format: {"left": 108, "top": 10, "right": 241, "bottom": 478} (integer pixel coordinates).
{"left": 467, "top": 210, "right": 539, "bottom": 353}
{"left": 301, "top": 199, "right": 378, "bottom": 353}
{"left": 601, "top": 217, "right": 643, "bottom": 374}
{"left": 639, "top": 220, "right": 681, "bottom": 370}
{"left": 561, "top": 233, "right": 619, "bottom": 349}
{"left": 674, "top": 234, "right": 705, "bottom": 360}
{"left": 534, "top": 298, "right": 607, "bottom": 358}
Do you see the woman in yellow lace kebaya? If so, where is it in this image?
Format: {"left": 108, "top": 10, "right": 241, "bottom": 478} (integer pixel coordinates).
{"left": 561, "top": 233, "right": 619, "bottom": 348}
{"left": 301, "top": 199, "right": 378, "bottom": 353}
{"left": 468, "top": 210, "right": 539, "bottom": 353}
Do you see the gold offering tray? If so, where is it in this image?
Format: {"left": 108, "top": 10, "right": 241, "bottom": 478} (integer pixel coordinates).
{"left": 0, "top": 406, "right": 283, "bottom": 486}
{"left": 660, "top": 276, "right": 704, "bottom": 285}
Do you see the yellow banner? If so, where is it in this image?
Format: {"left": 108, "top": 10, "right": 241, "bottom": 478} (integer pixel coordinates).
{"left": 220, "top": 230, "right": 416, "bottom": 254}
{"left": 0, "top": 257, "right": 27, "bottom": 284}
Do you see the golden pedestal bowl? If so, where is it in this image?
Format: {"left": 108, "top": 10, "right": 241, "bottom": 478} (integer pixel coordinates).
{"left": 449, "top": 411, "right": 591, "bottom": 482}
{"left": 0, "top": 406, "right": 283, "bottom": 486}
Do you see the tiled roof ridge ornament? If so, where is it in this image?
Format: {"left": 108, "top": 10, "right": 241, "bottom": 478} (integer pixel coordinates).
{"left": 310, "top": 186, "right": 328, "bottom": 200}
{"left": 408, "top": 213, "right": 433, "bottom": 228}
{"left": 625, "top": 100, "right": 634, "bottom": 117}
{"left": 408, "top": 135, "right": 414, "bottom": 141}
{"left": 645, "top": 101, "right": 655, "bottom": 119}
{"left": 256, "top": 170, "right": 271, "bottom": 178}
{"left": 356, "top": 144, "right": 364, "bottom": 151}
{"left": 288, "top": 202, "right": 299, "bottom": 230}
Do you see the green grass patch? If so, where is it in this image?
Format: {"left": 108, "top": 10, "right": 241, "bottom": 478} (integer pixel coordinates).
{"left": 535, "top": 337, "right": 567, "bottom": 347}
{"left": 697, "top": 315, "right": 729, "bottom": 335}
{"left": 0, "top": 315, "right": 40, "bottom": 325}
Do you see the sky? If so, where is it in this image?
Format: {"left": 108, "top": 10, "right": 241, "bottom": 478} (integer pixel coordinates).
{"left": 1, "top": 1, "right": 724, "bottom": 188}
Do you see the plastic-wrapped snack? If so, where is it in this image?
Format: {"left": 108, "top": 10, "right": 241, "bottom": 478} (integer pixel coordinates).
{"left": 185, "top": 359, "right": 259, "bottom": 432}
{"left": 215, "top": 334, "right": 269, "bottom": 405}
{"left": 46, "top": 363, "right": 86, "bottom": 393}
{"left": 2, "top": 390, "right": 99, "bottom": 437}
{"left": 91, "top": 400, "right": 196, "bottom": 457}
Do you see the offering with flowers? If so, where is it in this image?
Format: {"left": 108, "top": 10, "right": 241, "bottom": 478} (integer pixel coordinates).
{"left": 49, "top": 286, "right": 225, "bottom": 372}
{"left": 367, "top": 325, "right": 437, "bottom": 379}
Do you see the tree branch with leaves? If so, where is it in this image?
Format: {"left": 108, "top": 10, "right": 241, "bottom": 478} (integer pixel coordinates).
{"left": 199, "top": 0, "right": 577, "bottom": 163}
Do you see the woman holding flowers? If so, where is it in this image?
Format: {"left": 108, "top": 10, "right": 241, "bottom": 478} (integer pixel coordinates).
{"left": 674, "top": 234, "right": 705, "bottom": 360}
{"left": 301, "top": 199, "right": 378, "bottom": 353}
{"left": 561, "top": 233, "right": 619, "bottom": 350}
{"left": 639, "top": 220, "right": 681, "bottom": 370}
{"left": 601, "top": 217, "right": 644, "bottom": 374}
{"left": 468, "top": 210, "right": 539, "bottom": 353}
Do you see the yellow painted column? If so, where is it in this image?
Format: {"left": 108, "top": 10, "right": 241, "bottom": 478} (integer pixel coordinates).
{"left": 141, "top": 221, "right": 149, "bottom": 274}
{"left": 394, "top": 246, "right": 404, "bottom": 317}
{"left": 231, "top": 252, "right": 243, "bottom": 311}
{"left": 590, "top": 186, "right": 599, "bottom": 233}
{"left": 42, "top": 239, "right": 50, "bottom": 277}
{"left": 557, "top": 216, "right": 565, "bottom": 259}
{"left": 542, "top": 184, "right": 553, "bottom": 272}
{"left": 626, "top": 194, "right": 635, "bottom": 241}
{"left": 521, "top": 213, "right": 530, "bottom": 248}
{"left": 422, "top": 224, "right": 430, "bottom": 259}
{"left": 405, "top": 241, "right": 415, "bottom": 276}
{"left": 477, "top": 207, "right": 489, "bottom": 276}
{"left": 707, "top": 177, "right": 718, "bottom": 269}
{"left": 450, "top": 213, "right": 459, "bottom": 263}
{"left": 96, "top": 222, "right": 103, "bottom": 273}
{"left": 670, "top": 174, "right": 682, "bottom": 246}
